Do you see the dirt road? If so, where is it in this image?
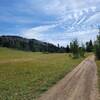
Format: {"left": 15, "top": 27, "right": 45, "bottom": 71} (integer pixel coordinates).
{"left": 38, "top": 56, "right": 99, "bottom": 100}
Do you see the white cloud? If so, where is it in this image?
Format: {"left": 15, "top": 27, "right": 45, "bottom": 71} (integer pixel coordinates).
{"left": 68, "top": 15, "right": 73, "bottom": 19}
{"left": 91, "top": 6, "right": 96, "bottom": 12}
{"left": 21, "top": 24, "right": 57, "bottom": 39}
{"left": 77, "top": 16, "right": 87, "bottom": 25}
{"left": 43, "top": 0, "right": 66, "bottom": 16}
{"left": 79, "top": 11, "right": 83, "bottom": 16}
{"left": 49, "top": 29, "right": 98, "bottom": 46}
{"left": 73, "top": 13, "right": 79, "bottom": 20}
{"left": 84, "top": 12, "right": 100, "bottom": 25}
{"left": 69, "top": 28, "right": 96, "bottom": 38}
{"left": 83, "top": 8, "right": 89, "bottom": 13}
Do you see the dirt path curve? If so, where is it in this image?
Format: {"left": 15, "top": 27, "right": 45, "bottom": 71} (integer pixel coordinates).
{"left": 38, "top": 55, "right": 99, "bottom": 100}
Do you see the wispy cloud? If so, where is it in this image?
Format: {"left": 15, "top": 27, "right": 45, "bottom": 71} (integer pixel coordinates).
{"left": 21, "top": 24, "right": 57, "bottom": 39}
{"left": 0, "top": 0, "right": 100, "bottom": 46}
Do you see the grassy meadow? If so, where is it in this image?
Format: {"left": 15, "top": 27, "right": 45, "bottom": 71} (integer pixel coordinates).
{"left": 0, "top": 47, "right": 85, "bottom": 100}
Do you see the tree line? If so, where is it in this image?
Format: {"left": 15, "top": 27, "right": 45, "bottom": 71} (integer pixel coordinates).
{"left": 0, "top": 35, "right": 98, "bottom": 54}
{"left": 0, "top": 35, "right": 96, "bottom": 54}
{"left": 69, "top": 28, "right": 100, "bottom": 59}
{"left": 0, "top": 28, "right": 100, "bottom": 59}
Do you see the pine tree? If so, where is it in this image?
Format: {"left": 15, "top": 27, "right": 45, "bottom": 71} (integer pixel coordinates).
{"left": 66, "top": 45, "right": 70, "bottom": 53}
{"left": 70, "top": 39, "right": 80, "bottom": 58}
{"left": 86, "top": 40, "right": 93, "bottom": 52}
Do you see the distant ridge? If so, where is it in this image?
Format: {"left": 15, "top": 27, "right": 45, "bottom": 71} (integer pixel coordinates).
{"left": 0, "top": 36, "right": 66, "bottom": 53}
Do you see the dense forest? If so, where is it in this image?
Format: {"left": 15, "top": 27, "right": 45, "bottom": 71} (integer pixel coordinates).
{"left": 0, "top": 36, "right": 66, "bottom": 53}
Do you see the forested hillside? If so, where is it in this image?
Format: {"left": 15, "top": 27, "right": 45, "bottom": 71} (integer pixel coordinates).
{"left": 0, "top": 36, "right": 66, "bottom": 53}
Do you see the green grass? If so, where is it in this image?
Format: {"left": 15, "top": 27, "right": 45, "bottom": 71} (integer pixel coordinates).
{"left": 0, "top": 47, "right": 84, "bottom": 100}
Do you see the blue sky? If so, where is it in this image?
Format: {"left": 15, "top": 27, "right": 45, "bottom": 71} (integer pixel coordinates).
{"left": 0, "top": 0, "right": 100, "bottom": 46}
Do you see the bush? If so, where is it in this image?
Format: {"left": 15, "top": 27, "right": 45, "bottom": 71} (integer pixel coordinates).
{"left": 70, "top": 40, "right": 85, "bottom": 58}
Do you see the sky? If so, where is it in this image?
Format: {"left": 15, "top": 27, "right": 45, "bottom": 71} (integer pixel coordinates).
{"left": 0, "top": 0, "right": 100, "bottom": 46}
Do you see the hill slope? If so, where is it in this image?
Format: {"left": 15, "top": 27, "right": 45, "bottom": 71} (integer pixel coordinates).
{"left": 0, "top": 36, "right": 66, "bottom": 53}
